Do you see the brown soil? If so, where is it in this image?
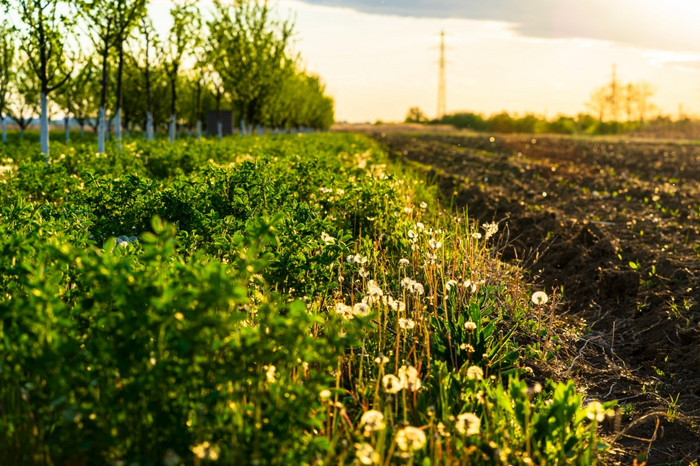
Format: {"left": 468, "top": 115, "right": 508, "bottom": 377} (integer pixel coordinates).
{"left": 373, "top": 131, "right": 700, "bottom": 464}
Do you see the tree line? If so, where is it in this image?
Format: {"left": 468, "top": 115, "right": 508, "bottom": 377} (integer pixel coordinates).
{"left": 405, "top": 66, "right": 687, "bottom": 135}
{"left": 0, "top": 0, "right": 335, "bottom": 160}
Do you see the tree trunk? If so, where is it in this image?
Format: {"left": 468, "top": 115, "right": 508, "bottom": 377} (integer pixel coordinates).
{"left": 98, "top": 37, "right": 110, "bottom": 154}
{"left": 64, "top": 115, "right": 70, "bottom": 142}
{"left": 80, "top": 123, "right": 85, "bottom": 139}
{"left": 1, "top": 113, "right": 6, "bottom": 143}
{"left": 115, "top": 43, "right": 124, "bottom": 143}
{"left": 115, "top": 108, "right": 122, "bottom": 151}
{"left": 240, "top": 117, "right": 246, "bottom": 136}
{"left": 196, "top": 120, "right": 201, "bottom": 141}
{"left": 217, "top": 121, "right": 222, "bottom": 141}
{"left": 169, "top": 114, "right": 176, "bottom": 142}
{"left": 98, "top": 106, "right": 106, "bottom": 153}
{"left": 147, "top": 111, "right": 154, "bottom": 140}
{"left": 40, "top": 92, "right": 49, "bottom": 163}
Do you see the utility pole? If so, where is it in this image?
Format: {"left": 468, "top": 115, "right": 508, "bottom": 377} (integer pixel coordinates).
{"left": 437, "top": 30, "right": 446, "bottom": 119}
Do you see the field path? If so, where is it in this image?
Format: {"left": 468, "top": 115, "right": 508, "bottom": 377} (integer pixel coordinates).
{"left": 373, "top": 131, "right": 700, "bottom": 464}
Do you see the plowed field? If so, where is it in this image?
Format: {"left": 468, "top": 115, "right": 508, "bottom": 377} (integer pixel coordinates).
{"left": 374, "top": 131, "right": 700, "bottom": 464}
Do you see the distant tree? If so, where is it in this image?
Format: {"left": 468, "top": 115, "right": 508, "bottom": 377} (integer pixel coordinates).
{"left": 586, "top": 86, "right": 609, "bottom": 122}
{"left": 81, "top": 0, "right": 146, "bottom": 153}
{"left": 7, "top": 58, "right": 40, "bottom": 139}
{"left": 488, "top": 112, "right": 516, "bottom": 133}
{"left": 164, "top": 0, "right": 201, "bottom": 142}
{"left": 209, "top": 0, "right": 293, "bottom": 134}
{"left": 68, "top": 57, "right": 101, "bottom": 138}
{"left": 404, "top": 106, "right": 428, "bottom": 123}
{"left": 635, "top": 82, "right": 655, "bottom": 123}
{"left": 130, "top": 16, "right": 160, "bottom": 139}
{"left": 0, "top": 20, "right": 15, "bottom": 143}
{"left": 439, "top": 112, "right": 486, "bottom": 130}
{"left": 13, "top": 0, "right": 75, "bottom": 160}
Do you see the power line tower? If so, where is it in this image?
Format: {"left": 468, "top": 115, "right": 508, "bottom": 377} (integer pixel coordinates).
{"left": 610, "top": 64, "right": 619, "bottom": 122}
{"left": 437, "top": 30, "right": 446, "bottom": 119}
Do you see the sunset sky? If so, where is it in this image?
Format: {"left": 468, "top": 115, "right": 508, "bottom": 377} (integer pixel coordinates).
{"left": 153, "top": 0, "right": 700, "bottom": 123}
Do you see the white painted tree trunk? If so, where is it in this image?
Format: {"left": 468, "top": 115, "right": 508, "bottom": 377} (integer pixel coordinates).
{"left": 1, "top": 113, "right": 6, "bottom": 143}
{"left": 147, "top": 111, "right": 154, "bottom": 141}
{"left": 40, "top": 92, "right": 49, "bottom": 161}
{"left": 169, "top": 114, "right": 176, "bottom": 142}
{"left": 98, "top": 106, "right": 106, "bottom": 153}
{"left": 196, "top": 120, "right": 202, "bottom": 141}
{"left": 80, "top": 125, "right": 85, "bottom": 139}
{"left": 217, "top": 121, "right": 222, "bottom": 141}
{"left": 240, "top": 118, "right": 246, "bottom": 136}
{"left": 64, "top": 116, "right": 70, "bottom": 142}
{"left": 115, "top": 108, "right": 122, "bottom": 141}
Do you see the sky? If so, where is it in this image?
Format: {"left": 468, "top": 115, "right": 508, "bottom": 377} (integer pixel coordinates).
{"left": 152, "top": 0, "right": 700, "bottom": 123}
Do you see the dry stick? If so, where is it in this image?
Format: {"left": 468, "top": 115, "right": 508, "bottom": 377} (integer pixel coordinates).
{"left": 566, "top": 338, "right": 591, "bottom": 374}
{"left": 609, "top": 411, "right": 668, "bottom": 447}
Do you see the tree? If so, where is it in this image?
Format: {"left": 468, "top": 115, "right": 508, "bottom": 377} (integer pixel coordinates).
{"left": 209, "top": 0, "right": 293, "bottom": 134}
{"left": 262, "top": 64, "right": 334, "bottom": 131}
{"left": 635, "top": 82, "right": 655, "bottom": 123}
{"left": 586, "top": 85, "right": 609, "bottom": 122}
{"left": 0, "top": 20, "right": 15, "bottom": 143}
{"left": 7, "top": 58, "right": 40, "bottom": 139}
{"left": 131, "top": 16, "right": 160, "bottom": 140}
{"left": 164, "top": 0, "right": 201, "bottom": 142}
{"left": 13, "top": 0, "right": 74, "bottom": 161}
{"left": 55, "top": 55, "right": 100, "bottom": 138}
{"left": 405, "top": 107, "right": 428, "bottom": 124}
{"left": 81, "top": 0, "right": 146, "bottom": 153}
{"left": 113, "top": 0, "right": 147, "bottom": 146}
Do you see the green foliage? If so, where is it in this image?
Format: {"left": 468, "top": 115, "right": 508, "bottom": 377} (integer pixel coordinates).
{"left": 0, "top": 133, "right": 605, "bottom": 464}
{"left": 432, "top": 110, "right": 642, "bottom": 135}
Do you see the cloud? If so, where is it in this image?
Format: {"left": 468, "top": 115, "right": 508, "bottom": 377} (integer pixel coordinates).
{"left": 296, "top": 0, "right": 700, "bottom": 53}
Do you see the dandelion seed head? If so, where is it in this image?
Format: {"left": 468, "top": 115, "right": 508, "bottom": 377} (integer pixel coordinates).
{"left": 395, "top": 426, "right": 426, "bottom": 451}
{"left": 531, "top": 291, "right": 548, "bottom": 305}
{"left": 585, "top": 401, "right": 612, "bottom": 422}
{"left": 466, "top": 366, "right": 483, "bottom": 380}
{"left": 355, "top": 442, "right": 379, "bottom": 465}
{"left": 455, "top": 412, "right": 481, "bottom": 436}
{"left": 482, "top": 222, "right": 499, "bottom": 240}
{"left": 374, "top": 354, "right": 389, "bottom": 365}
{"left": 382, "top": 374, "right": 402, "bottom": 394}
{"left": 353, "top": 302, "right": 370, "bottom": 317}
{"left": 360, "top": 410, "right": 385, "bottom": 432}
{"left": 398, "top": 318, "right": 416, "bottom": 330}
{"left": 428, "top": 238, "right": 442, "bottom": 249}
{"left": 399, "top": 365, "right": 422, "bottom": 391}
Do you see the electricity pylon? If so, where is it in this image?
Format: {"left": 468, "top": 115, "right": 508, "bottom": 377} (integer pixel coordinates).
{"left": 437, "top": 30, "right": 446, "bottom": 119}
